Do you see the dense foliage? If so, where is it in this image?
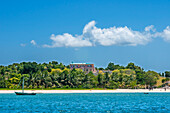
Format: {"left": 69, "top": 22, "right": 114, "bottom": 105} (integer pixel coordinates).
{"left": 0, "top": 61, "right": 167, "bottom": 89}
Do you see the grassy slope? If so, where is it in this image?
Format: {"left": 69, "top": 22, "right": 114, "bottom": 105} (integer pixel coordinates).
{"left": 156, "top": 76, "right": 165, "bottom": 86}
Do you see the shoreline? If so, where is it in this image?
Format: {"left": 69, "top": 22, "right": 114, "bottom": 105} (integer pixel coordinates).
{"left": 0, "top": 89, "right": 169, "bottom": 93}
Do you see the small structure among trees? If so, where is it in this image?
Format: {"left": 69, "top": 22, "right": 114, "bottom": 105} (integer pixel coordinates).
{"left": 70, "top": 63, "right": 97, "bottom": 73}
{"left": 0, "top": 61, "right": 168, "bottom": 89}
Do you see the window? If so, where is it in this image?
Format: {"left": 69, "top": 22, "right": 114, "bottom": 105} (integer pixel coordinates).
{"left": 88, "top": 65, "right": 92, "bottom": 67}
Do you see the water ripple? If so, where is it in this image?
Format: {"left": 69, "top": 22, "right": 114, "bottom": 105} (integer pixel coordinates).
{"left": 0, "top": 93, "right": 169, "bottom": 112}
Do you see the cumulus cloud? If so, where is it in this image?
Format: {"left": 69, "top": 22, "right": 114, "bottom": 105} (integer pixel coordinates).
{"left": 145, "top": 25, "right": 156, "bottom": 32}
{"left": 30, "top": 40, "right": 36, "bottom": 45}
{"left": 39, "top": 21, "right": 170, "bottom": 48}
{"left": 82, "top": 21, "right": 152, "bottom": 46}
{"left": 160, "top": 26, "right": 170, "bottom": 41}
{"left": 43, "top": 34, "right": 92, "bottom": 48}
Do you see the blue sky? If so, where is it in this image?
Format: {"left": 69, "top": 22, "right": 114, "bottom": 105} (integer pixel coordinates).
{"left": 0, "top": 0, "right": 170, "bottom": 72}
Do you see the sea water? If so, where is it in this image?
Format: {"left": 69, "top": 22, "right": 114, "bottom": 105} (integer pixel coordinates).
{"left": 0, "top": 93, "right": 169, "bottom": 112}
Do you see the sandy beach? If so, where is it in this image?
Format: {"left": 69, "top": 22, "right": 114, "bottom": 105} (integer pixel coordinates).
{"left": 0, "top": 89, "right": 169, "bottom": 94}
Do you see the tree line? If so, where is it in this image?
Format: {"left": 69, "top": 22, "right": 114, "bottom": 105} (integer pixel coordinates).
{"left": 0, "top": 61, "right": 169, "bottom": 89}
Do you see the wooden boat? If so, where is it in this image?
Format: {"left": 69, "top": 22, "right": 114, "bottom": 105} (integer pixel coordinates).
{"left": 15, "top": 92, "right": 36, "bottom": 95}
{"left": 15, "top": 77, "right": 36, "bottom": 95}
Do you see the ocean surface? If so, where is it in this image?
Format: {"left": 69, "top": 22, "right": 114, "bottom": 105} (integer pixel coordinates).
{"left": 0, "top": 93, "right": 169, "bottom": 113}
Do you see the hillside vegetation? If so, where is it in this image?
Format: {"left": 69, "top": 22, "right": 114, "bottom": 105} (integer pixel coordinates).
{"left": 0, "top": 61, "right": 169, "bottom": 89}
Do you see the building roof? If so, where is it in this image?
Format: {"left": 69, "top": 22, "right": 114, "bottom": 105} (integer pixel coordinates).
{"left": 70, "top": 62, "right": 92, "bottom": 65}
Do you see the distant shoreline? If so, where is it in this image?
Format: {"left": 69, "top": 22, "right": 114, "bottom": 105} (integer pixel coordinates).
{"left": 0, "top": 89, "right": 169, "bottom": 93}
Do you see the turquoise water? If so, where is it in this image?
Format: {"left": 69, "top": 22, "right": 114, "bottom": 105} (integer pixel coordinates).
{"left": 0, "top": 93, "right": 169, "bottom": 112}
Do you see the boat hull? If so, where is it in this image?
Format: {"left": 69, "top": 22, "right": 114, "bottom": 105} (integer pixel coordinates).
{"left": 144, "top": 92, "right": 149, "bottom": 94}
{"left": 15, "top": 92, "right": 36, "bottom": 95}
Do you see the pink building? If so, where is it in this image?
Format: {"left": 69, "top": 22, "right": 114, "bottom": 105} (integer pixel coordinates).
{"left": 70, "top": 63, "right": 96, "bottom": 73}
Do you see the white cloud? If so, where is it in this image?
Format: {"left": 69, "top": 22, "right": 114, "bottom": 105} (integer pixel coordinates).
{"left": 160, "top": 26, "right": 170, "bottom": 41}
{"left": 145, "top": 25, "right": 156, "bottom": 32}
{"left": 30, "top": 40, "right": 36, "bottom": 45}
{"left": 20, "top": 43, "right": 26, "bottom": 47}
{"left": 152, "top": 26, "right": 170, "bottom": 41}
{"left": 83, "top": 20, "right": 96, "bottom": 34}
{"left": 82, "top": 22, "right": 152, "bottom": 46}
{"left": 43, "top": 34, "right": 92, "bottom": 48}
{"left": 39, "top": 21, "right": 170, "bottom": 48}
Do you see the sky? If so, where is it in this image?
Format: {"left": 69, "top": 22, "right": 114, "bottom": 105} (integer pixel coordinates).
{"left": 0, "top": 0, "right": 170, "bottom": 72}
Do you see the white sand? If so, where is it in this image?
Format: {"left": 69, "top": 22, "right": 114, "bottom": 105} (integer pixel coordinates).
{"left": 0, "top": 89, "right": 169, "bottom": 93}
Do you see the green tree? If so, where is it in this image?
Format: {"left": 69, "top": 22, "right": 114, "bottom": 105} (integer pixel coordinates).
{"left": 97, "top": 73, "right": 104, "bottom": 88}
{"left": 165, "top": 71, "right": 170, "bottom": 77}
{"left": 106, "top": 62, "right": 124, "bottom": 70}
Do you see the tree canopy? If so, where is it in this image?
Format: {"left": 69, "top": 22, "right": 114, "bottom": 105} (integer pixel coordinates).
{"left": 0, "top": 61, "right": 166, "bottom": 89}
